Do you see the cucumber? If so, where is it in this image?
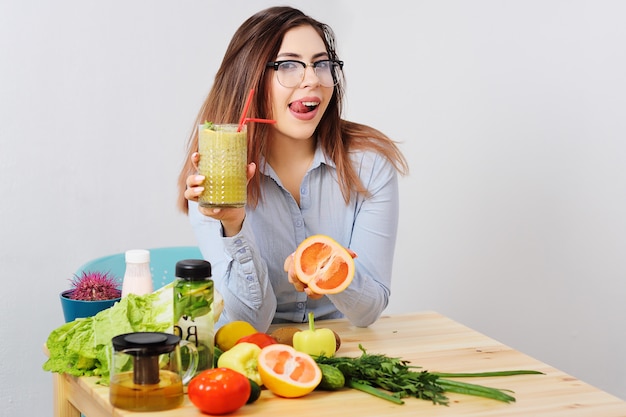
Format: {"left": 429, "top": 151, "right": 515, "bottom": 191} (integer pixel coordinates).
{"left": 317, "top": 364, "right": 345, "bottom": 390}
{"left": 247, "top": 378, "right": 261, "bottom": 404}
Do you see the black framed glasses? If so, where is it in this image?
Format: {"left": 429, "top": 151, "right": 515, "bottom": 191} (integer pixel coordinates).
{"left": 266, "top": 59, "right": 344, "bottom": 88}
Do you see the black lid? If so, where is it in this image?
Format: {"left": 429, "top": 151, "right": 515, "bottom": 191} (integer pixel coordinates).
{"left": 112, "top": 332, "right": 180, "bottom": 356}
{"left": 176, "top": 259, "right": 212, "bottom": 280}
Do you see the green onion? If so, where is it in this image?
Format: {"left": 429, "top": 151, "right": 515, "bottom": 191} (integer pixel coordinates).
{"left": 434, "top": 370, "right": 543, "bottom": 378}
{"left": 347, "top": 380, "right": 405, "bottom": 405}
{"left": 437, "top": 378, "right": 516, "bottom": 403}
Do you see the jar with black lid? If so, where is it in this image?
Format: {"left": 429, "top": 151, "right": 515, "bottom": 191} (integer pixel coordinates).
{"left": 173, "top": 259, "right": 214, "bottom": 374}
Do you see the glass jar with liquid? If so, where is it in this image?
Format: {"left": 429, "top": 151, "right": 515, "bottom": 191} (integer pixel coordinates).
{"left": 109, "top": 332, "right": 198, "bottom": 412}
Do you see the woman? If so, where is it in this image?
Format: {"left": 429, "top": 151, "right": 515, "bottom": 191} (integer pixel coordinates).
{"left": 178, "top": 6, "right": 408, "bottom": 332}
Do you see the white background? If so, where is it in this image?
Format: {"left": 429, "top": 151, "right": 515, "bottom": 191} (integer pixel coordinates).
{"left": 1, "top": 1, "right": 625, "bottom": 415}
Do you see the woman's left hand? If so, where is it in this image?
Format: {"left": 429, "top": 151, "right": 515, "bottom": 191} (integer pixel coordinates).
{"left": 283, "top": 247, "right": 357, "bottom": 299}
{"left": 283, "top": 253, "right": 324, "bottom": 300}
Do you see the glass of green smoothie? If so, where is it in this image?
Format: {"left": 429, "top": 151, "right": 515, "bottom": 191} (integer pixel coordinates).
{"left": 197, "top": 123, "right": 247, "bottom": 208}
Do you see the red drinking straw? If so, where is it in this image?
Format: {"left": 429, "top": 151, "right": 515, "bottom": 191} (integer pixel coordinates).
{"left": 244, "top": 117, "right": 277, "bottom": 125}
{"left": 237, "top": 89, "right": 255, "bottom": 132}
{"left": 237, "top": 89, "right": 276, "bottom": 132}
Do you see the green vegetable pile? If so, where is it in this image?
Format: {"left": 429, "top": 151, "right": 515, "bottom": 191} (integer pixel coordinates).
{"left": 43, "top": 283, "right": 175, "bottom": 385}
{"left": 315, "top": 345, "right": 543, "bottom": 405}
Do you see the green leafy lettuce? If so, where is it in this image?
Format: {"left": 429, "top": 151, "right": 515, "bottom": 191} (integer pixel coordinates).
{"left": 43, "top": 283, "right": 174, "bottom": 385}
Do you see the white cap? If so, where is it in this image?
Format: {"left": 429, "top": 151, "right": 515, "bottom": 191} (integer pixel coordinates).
{"left": 125, "top": 249, "right": 150, "bottom": 263}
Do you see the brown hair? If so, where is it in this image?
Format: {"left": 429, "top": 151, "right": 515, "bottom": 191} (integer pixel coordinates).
{"left": 177, "top": 6, "right": 408, "bottom": 213}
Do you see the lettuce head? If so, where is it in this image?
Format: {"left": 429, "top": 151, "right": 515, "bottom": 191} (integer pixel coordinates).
{"left": 43, "top": 283, "right": 174, "bottom": 385}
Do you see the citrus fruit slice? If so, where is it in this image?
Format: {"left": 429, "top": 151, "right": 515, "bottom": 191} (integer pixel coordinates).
{"left": 215, "top": 321, "right": 257, "bottom": 351}
{"left": 257, "top": 344, "right": 322, "bottom": 398}
{"left": 293, "top": 234, "right": 355, "bottom": 294}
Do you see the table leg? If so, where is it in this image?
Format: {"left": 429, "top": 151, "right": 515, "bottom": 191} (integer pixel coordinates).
{"left": 53, "top": 373, "right": 81, "bottom": 417}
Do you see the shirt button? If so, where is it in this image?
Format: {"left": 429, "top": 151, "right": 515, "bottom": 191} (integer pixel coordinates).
{"left": 234, "top": 239, "right": 242, "bottom": 245}
{"left": 238, "top": 248, "right": 246, "bottom": 254}
{"left": 246, "top": 275, "right": 254, "bottom": 281}
{"left": 300, "top": 187, "right": 307, "bottom": 195}
{"left": 296, "top": 220, "right": 303, "bottom": 227}
{"left": 297, "top": 302, "right": 305, "bottom": 309}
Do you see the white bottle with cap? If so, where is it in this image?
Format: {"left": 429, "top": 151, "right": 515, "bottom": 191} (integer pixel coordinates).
{"left": 121, "top": 249, "right": 153, "bottom": 297}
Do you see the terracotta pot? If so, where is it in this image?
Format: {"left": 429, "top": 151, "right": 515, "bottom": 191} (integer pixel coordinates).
{"left": 60, "top": 290, "right": 121, "bottom": 322}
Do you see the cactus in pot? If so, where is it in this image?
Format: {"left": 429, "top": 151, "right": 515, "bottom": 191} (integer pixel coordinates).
{"left": 60, "top": 271, "right": 122, "bottom": 322}
{"left": 67, "top": 271, "right": 122, "bottom": 300}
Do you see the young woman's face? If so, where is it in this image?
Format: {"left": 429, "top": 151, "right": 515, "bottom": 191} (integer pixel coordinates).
{"left": 269, "top": 25, "right": 335, "bottom": 142}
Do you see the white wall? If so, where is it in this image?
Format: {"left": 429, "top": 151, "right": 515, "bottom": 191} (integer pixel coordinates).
{"left": 2, "top": 1, "right": 625, "bottom": 415}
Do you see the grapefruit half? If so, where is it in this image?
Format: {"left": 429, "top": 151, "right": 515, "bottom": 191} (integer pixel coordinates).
{"left": 293, "top": 234, "right": 355, "bottom": 294}
{"left": 257, "top": 344, "right": 322, "bottom": 398}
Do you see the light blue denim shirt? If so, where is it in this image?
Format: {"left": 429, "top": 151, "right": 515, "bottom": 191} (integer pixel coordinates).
{"left": 189, "top": 145, "right": 400, "bottom": 332}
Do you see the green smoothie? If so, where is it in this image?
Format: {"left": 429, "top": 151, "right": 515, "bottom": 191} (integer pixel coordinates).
{"left": 198, "top": 124, "right": 247, "bottom": 208}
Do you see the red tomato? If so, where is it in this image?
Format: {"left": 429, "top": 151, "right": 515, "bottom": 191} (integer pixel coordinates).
{"left": 188, "top": 368, "right": 251, "bottom": 415}
{"left": 236, "top": 332, "right": 278, "bottom": 349}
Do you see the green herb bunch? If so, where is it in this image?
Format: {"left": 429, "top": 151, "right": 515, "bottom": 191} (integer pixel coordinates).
{"left": 316, "top": 345, "right": 543, "bottom": 405}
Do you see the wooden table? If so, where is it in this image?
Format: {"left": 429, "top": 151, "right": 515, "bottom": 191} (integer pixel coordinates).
{"left": 53, "top": 311, "right": 626, "bottom": 416}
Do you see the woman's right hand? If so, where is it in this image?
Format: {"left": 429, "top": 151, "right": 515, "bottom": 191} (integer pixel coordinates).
{"left": 184, "top": 152, "right": 256, "bottom": 237}
{"left": 183, "top": 152, "right": 204, "bottom": 202}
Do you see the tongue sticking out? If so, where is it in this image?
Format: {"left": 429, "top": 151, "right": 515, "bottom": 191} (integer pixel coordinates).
{"left": 290, "top": 101, "right": 316, "bottom": 113}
